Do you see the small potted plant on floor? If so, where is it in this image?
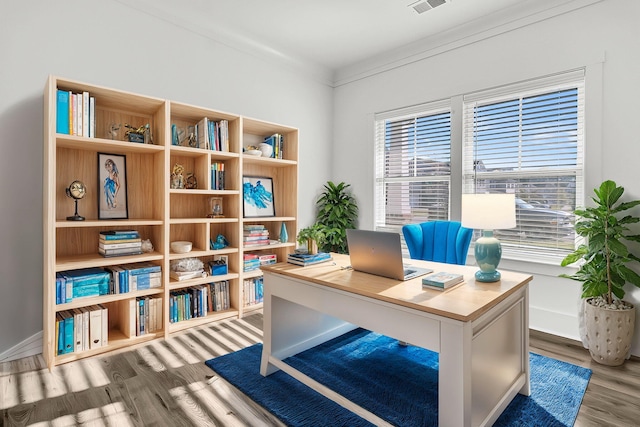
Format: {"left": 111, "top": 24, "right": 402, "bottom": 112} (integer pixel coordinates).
{"left": 315, "top": 181, "right": 359, "bottom": 254}
{"left": 297, "top": 223, "right": 326, "bottom": 255}
{"left": 560, "top": 180, "right": 640, "bottom": 366}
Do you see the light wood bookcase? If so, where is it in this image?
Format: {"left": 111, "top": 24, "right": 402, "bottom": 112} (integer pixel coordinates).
{"left": 43, "top": 76, "right": 298, "bottom": 368}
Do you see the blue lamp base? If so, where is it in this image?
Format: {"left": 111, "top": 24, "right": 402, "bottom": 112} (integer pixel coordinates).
{"left": 474, "top": 230, "right": 503, "bottom": 283}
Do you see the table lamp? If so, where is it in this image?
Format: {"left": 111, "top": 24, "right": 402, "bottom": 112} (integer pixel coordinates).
{"left": 461, "top": 193, "right": 516, "bottom": 282}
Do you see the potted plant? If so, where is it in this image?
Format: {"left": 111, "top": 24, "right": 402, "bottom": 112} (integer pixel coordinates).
{"left": 560, "top": 180, "right": 640, "bottom": 366}
{"left": 315, "top": 181, "right": 359, "bottom": 254}
{"left": 296, "top": 223, "right": 326, "bottom": 255}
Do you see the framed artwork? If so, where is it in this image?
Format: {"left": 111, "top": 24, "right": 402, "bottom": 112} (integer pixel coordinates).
{"left": 98, "top": 152, "right": 129, "bottom": 219}
{"left": 243, "top": 176, "right": 275, "bottom": 218}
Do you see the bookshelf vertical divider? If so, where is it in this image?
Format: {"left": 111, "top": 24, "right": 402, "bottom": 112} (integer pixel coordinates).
{"left": 43, "top": 76, "right": 298, "bottom": 369}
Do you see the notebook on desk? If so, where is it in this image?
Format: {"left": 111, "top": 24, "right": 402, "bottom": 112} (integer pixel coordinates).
{"left": 346, "top": 229, "right": 433, "bottom": 281}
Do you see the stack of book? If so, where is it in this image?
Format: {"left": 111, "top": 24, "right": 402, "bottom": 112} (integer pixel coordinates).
{"left": 99, "top": 230, "right": 142, "bottom": 257}
{"left": 287, "top": 252, "right": 333, "bottom": 266}
{"left": 421, "top": 272, "right": 464, "bottom": 291}
{"left": 243, "top": 253, "right": 261, "bottom": 272}
{"left": 243, "top": 225, "right": 269, "bottom": 247}
{"left": 56, "top": 267, "right": 111, "bottom": 303}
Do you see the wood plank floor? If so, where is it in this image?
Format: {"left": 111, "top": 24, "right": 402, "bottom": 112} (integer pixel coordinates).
{"left": 2, "top": 313, "right": 639, "bottom": 426}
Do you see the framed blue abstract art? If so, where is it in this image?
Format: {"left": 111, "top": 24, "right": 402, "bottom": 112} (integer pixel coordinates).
{"left": 243, "top": 176, "right": 275, "bottom": 218}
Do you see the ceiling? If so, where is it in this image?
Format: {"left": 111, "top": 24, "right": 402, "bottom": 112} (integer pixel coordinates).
{"left": 120, "top": 0, "right": 593, "bottom": 81}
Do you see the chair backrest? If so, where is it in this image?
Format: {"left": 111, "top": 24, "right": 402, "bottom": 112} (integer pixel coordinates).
{"left": 402, "top": 221, "right": 473, "bottom": 265}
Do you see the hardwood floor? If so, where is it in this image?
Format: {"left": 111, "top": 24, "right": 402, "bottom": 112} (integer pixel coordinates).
{"left": 2, "top": 313, "right": 639, "bottom": 426}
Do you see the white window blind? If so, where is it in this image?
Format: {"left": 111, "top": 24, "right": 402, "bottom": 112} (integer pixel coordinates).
{"left": 462, "top": 70, "right": 585, "bottom": 261}
{"left": 374, "top": 101, "right": 451, "bottom": 232}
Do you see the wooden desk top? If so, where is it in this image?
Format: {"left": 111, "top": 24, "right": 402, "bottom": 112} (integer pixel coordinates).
{"left": 260, "top": 253, "right": 532, "bottom": 322}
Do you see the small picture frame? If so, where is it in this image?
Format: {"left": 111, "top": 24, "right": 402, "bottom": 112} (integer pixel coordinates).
{"left": 98, "top": 152, "right": 129, "bottom": 219}
{"left": 243, "top": 176, "right": 275, "bottom": 218}
{"left": 214, "top": 255, "right": 229, "bottom": 265}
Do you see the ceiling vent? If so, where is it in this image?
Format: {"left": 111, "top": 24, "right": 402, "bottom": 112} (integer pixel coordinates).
{"left": 410, "top": 0, "right": 447, "bottom": 14}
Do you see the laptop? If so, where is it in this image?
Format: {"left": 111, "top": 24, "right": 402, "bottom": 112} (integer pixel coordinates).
{"left": 346, "top": 229, "right": 433, "bottom": 281}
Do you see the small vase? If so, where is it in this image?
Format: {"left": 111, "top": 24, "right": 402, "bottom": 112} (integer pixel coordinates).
{"left": 279, "top": 222, "right": 288, "bottom": 243}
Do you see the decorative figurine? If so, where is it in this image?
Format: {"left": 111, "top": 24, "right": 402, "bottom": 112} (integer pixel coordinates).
{"left": 171, "top": 164, "right": 185, "bottom": 189}
{"left": 124, "top": 123, "right": 152, "bottom": 144}
{"left": 185, "top": 173, "right": 197, "bottom": 189}
{"left": 212, "top": 234, "right": 229, "bottom": 250}
{"left": 107, "top": 123, "right": 121, "bottom": 140}
{"left": 208, "top": 197, "right": 224, "bottom": 218}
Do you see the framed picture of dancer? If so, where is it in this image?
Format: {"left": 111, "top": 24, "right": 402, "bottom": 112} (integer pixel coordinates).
{"left": 98, "top": 152, "right": 129, "bottom": 219}
{"left": 242, "top": 176, "right": 275, "bottom": 218}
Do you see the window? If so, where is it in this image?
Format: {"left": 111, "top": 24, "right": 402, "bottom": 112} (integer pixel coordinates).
{"left": 462, "top": 70, "right": 585, "bottom": 260}
{"left": 374, "top": 101, "right": 451, "bottom": 232}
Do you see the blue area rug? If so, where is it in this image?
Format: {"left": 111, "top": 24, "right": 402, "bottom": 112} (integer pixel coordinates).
{"left": 205, "top": 328, "right": 591, "bottom": 426}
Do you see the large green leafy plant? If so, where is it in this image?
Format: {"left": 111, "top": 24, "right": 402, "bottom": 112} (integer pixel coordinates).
{"left": 560, "top": 180, "right": 640, "bottom": 304}
{"left": 315, "top": 181, "right": 359, "bottom": 254}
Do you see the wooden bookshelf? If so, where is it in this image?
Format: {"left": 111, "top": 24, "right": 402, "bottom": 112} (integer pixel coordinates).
{"left": 43, "top": 76, "right": 298, "bottom": 368}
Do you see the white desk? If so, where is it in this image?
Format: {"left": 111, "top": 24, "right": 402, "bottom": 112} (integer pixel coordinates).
{"left": 260, "top": 253, "right": 532, "bottom": 427}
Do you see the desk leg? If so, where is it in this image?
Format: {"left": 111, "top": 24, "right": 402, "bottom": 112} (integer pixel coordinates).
{"left": 439, "top": 321, "right": 473, "bottom": 427}
{"left": 260, "top": 284, "right": 275, "bottom": 376}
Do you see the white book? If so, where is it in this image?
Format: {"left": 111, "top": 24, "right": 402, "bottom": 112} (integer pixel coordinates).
{"left": 99, "top": 304, "right": 108, "bottom": 346}
{"left": 89, "top": 96, "right": 95, "bottom": 138}
{"left": 75, "top": 93, "right": 82, "bottom": 136}
{"left": 82, "top": 91, "right": 89, "bottom": 137}
{"left": 129, "top": 298, "right": 137, "bottom": 337}
{"left": 149, "top": 298, "right": 156, "bottom": 333}
{"left": 73, "top": 308, "right": 83, "bottom": 351}
{"left": 155, "top": 297, "right": 163, "bottom": 331}
{"left": 82, "top": 308, "right": 90, "bottom": 351}
{"left": 89, "top": 306, "right": 102, "bottom": 349}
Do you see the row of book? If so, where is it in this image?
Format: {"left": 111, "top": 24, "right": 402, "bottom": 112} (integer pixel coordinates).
{"left": 421, "top": 272, "right": 464, "bottom": 290}
{"left": 243, "top": 253, "right": 276, "bottom": 272}
{"left": 56, "top": 262, "right": 162, "bottom": 304}
{"left": 196, "top": 117, "right": 230, "bottom": 151}
{"left": 243, "top": 277, "right": 264, "bottom": 307}
{"left": 263, "top": 133, "right": 284, "bottom": 159}
{"left": 99, "top": 230, "right": 142, "bottom": 257}
{"left": 129, "top": 296, "right": 163, "bottom": 337}
{"left": 243, "top": 224, "right": 270, "bottom": 247}
{"left": 169, "top": 280, "right": 230, "bottom": 323}
{"left": 56, "top": 89, "right": 96, "bottom": 137}
{"left": 211, "top": 162, "right": 225, "bottom": 190}
{"left": 287, "top": 252, "right": 333, "bottom": 266}
{"left": 55, "top": 304, "right": 107, "bottom": 356}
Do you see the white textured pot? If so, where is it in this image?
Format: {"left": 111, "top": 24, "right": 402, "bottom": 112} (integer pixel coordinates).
{"left": 584, "top": 298, "right": 636, "bottom": 366}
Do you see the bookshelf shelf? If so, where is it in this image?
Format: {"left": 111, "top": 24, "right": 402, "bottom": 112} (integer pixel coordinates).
{"left": 44, "top": 75, "right": 298, "bottom": 369}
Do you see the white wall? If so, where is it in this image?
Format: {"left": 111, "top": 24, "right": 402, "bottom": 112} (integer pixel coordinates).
{"left": 333, "top": 0, "right": 640, "bottom": 355}
{"left": 0, "top": 0, "right": 333, "bottom": 358}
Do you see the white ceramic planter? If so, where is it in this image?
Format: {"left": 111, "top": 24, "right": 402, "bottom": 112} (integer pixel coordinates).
{"left": 584, "top": 298, "right": 636, "bottom": 366}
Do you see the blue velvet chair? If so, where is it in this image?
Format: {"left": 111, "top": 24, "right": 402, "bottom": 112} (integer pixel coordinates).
{"left": 402, "top": 220, "right": 473, "bottom": 265}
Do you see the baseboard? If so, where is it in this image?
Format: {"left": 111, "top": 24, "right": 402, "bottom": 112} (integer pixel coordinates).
{"left": 529, "top": 306, "right": 580, "bottom": 342}
{"left": 0, "top": 331, "right": 42, "bottom": 363}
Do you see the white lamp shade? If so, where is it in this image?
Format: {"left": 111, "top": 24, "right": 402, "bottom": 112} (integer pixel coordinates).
{"left": 461, "top": 193, "right": 516, "bottom": 230}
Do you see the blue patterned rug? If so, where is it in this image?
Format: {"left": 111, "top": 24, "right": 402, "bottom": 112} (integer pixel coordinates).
{"left": 205, "top": 328, "right": 591, "bottom": 426}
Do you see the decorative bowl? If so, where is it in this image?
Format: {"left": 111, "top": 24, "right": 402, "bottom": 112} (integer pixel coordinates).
{"left": 244, "top": 149, "right": 262, "bottom": 156}
{"left": 259, "top": 142, "right": 274, "bottom": 158}
{"left": 171, "top": 241, "right": 193, "bottom": 253}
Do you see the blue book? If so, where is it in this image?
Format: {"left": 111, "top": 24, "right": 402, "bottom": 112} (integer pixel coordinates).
{"left": 63, "top": 313, "right": 74, "bottom": 354}
{"left": 126, "top": 262, "right": 161, "bottom": 275}
{"left": 56, "top": 315, "right": 65, "bottom": 355}
{"left": 56, "top": 90, "right": 70, "bottom": 134}
{"left": 99, "top": 232, "right": 139, "bottom": 240}
{"left": 138, "top": 299, "right": 145, "bottom": 335}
